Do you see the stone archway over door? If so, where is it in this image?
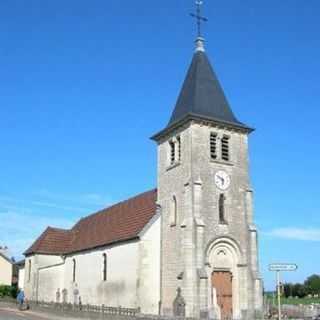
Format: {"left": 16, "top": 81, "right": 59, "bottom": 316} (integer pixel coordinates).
{"left": 212, "top": 271, "right": 232, "bottom": 320}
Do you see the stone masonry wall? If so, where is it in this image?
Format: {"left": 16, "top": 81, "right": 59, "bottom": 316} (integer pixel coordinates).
{"left": 157, "top": 123, "right": 193, "bottom": 316}
{"left": 157, "top": 120, "right": 263, "bottom": 319}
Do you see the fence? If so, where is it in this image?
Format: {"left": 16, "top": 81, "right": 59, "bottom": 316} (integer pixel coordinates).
{"left": 28, "top": 300, "right": 141, "bottom": 318}
{"left": 2, "top": 299, "right": 319, "bottom": 320}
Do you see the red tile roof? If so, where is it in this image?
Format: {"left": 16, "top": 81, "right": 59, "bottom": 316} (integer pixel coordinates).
{"left": 24, "top": 189, "right": 157, "bottom": 256}
{"left": 24, "top": 227, "right": 74, "bottom": 255}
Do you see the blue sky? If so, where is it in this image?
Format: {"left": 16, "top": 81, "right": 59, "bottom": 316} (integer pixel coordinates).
{"left": 0, "top": 0, "right": 319, "bottom": 290}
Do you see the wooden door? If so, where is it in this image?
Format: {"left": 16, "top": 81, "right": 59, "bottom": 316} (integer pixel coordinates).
{"left": 212, "top": 271, "right": 233, "bottom": 320}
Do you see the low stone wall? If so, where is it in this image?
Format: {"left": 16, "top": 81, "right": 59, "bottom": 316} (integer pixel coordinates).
{"left": 266, "top": 303, "right": 320, "bottom": 319}
{"left": 282, "top": 303, "right": 320, "bottom": 319}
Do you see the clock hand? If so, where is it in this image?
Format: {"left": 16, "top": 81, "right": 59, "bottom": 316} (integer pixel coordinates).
{"left": 218, "top": 176, "right": 225, "bottom": 185}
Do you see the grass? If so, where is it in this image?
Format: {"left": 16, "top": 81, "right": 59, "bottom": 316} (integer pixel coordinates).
{"left": 282, "top": 297, "right": 320, "bottom": 305}
{"left": 266, "top": 294, "right": 320, "bottom": 305}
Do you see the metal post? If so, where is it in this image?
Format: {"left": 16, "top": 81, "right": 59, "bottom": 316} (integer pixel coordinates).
{"left": 269, "top": 263, "right": 298, "bottom": 320}
{"left": 277, "top": 271, "right": 281, "bottom": 320}
{"left": 273, "top": 291, "right": 275, "bottom": 307}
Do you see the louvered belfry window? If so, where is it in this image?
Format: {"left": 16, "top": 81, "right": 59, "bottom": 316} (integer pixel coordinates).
{"left": 177, "top": 136, "right": 181, "bottom": 161}
{"left": 221, "top": 136, "right": 230, "bottom": 161}
{"left": 210, "top": 133, "right": 217, "bottom": 159}
{"left": 169, "top": 140, "right": 175, "bottom": 164}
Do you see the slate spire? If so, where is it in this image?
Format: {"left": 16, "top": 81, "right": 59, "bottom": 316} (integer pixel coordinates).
{"left": 167, "top": 37, "right": 249, "bottom": 130}
{"left": 151, "top": 6, "right": 252, "bottom": 141}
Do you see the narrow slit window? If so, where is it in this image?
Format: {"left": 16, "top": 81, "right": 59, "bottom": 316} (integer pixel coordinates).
{"left": 210, "top": 133, "right": 217, "bottom": 159}
{"left": 103, "top": 253, "right": 107, "bottom": 281}
{"left": 170, "top": 196, "right": 177, "bottom": 226}
{"left": 221, "top": 136, "right": 230, "bottom": 161}
{"left": 72, "top": 259, "right": 76, "bottom": 283}
{"left": 28, "top": 260, "right": 31, "bottom": 282}
{"left": 177, "top": 136, "right": 181, "bottom": 161}
{"left": 219, "top": 194, "right": 226, "bottom": 223}
{"left": 169, "top": 140, "right": 175, "bottom": 165}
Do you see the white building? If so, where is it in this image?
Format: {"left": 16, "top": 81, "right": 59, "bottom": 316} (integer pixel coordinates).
{"left": 0, "top": 251, "right": 13, "bottom": 286}
{"left": 24, "top": 34, "right": 263, "bottom": 319}
{"left": 15, "top": 260, "right": 25, "bottom": 290}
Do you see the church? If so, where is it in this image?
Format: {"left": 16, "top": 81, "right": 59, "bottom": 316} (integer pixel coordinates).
{"left": 23, "top": 13, "right": 263, "bottom": 320}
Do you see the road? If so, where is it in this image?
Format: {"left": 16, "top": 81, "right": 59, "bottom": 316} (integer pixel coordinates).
{"left": 0, "top": 308, "right": 57, "bottom": 320}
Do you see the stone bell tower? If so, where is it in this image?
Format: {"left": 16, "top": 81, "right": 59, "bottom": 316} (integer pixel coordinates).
{"left": 152, "top": 32, "right": 263, "bottom": 319}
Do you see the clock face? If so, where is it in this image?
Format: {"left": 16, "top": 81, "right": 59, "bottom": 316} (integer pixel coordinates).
{"left": 214, "top": 170, "right": 231, "bottom": 190}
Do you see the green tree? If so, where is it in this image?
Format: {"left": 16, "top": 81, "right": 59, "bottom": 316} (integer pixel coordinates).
{"left": 283, "top": 283, "right": 293, "bottom": 298}
{"left": 304, "top": 274, "right": 320, "bottom": 295}
{"left": 292, "top": 283, "right": 307, "bottom": 298}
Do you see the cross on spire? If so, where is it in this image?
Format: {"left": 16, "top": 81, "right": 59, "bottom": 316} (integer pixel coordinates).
{"left": 190, "top": 1, "right": 208, "bottom": 38}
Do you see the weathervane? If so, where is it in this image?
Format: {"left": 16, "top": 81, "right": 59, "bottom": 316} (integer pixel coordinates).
{"left": 190, "top": 1, "right": 208, "bottom": 38}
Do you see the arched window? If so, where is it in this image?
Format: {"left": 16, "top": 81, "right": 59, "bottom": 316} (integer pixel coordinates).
{"left": 219, "top": 194, "right": 226, "bottom": 223}
{"left": 170, "top": 196, "right": 177, "bottom": 226}
{"left": 103, "top": 253, "right": 107, "bottom": 281}
{"left": 72, "top": 259, "right": 76, "bottom": 282}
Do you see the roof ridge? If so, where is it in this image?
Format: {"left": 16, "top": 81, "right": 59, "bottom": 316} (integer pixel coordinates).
{"left": 73, "top": 188, "right": 157, "bottom": 227}
{"left": 49, "top": 227, "right": 70, "bottom": 232}
{"left": 192, "top": 51, "right": 201, "bottom": 114}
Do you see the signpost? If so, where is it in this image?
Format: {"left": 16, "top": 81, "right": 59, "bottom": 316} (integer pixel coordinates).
{"left": 269, "top": 264, "right": 298, "bottom": 272}
{"left": 269, "top": 263, "right": 298, "bottom": 320}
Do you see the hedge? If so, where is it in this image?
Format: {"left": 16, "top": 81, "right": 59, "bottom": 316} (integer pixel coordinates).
{"left": 0, "top": 285, "right": 18, "bottom": 298}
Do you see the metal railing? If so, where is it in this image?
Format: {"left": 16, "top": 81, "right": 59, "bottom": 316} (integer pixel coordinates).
{"left": 28, "top": 300, "right": 141, "bottom": 317}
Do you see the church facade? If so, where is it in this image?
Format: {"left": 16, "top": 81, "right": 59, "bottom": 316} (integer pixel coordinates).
{"left": 24, "top": 36, "right": 263, "bottom": 319}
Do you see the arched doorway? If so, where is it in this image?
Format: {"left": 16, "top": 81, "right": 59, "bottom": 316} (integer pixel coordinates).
{"left": 212, "top": 271, "right": 233, "bottom": 320}
{"left": 206, "top": 237, "right": 243, "bottom": 320}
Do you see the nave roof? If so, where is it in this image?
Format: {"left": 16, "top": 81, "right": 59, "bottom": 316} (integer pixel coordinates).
{"left": 25, "top": 189, "right": 157, "bottom": 256}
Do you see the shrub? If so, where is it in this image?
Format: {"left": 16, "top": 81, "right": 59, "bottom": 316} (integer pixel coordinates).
{"left": 0, "top": 285, "right": 18, "bottom": 298}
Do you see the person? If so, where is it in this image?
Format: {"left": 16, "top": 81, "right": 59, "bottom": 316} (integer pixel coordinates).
{"left": 17, "top": 290, "right": 25, "bottom": 310}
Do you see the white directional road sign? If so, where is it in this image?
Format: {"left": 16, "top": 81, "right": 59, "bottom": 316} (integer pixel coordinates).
{"left": 269, "top": 263, "right": 298, "bottom": 320}
{"left": 269, "top": 263, "right": 298, "bottom": 272}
